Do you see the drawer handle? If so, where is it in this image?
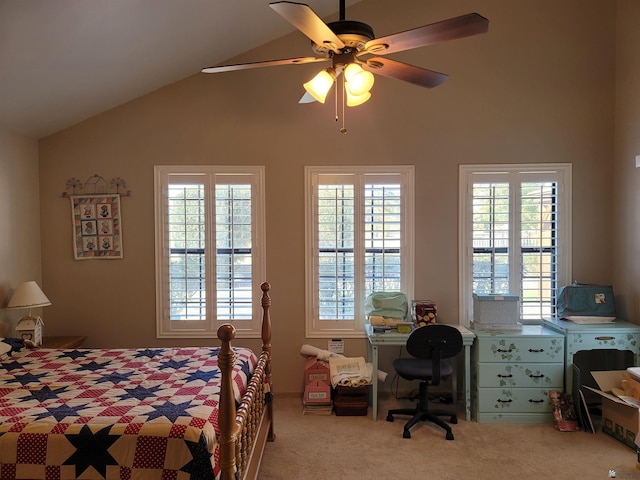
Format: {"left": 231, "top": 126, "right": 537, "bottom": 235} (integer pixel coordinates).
{"left": 529, "top": 399, "right": 545, "bottom": 404}
{"left": 496, "top": 348, "right": 513, "bottom": 353}
{"left": 528, "top": 348, "right": 544, "bottom": 353}
{"left": 497, "top": 399, "right": 513, "bottom": 403}
{"left": 497, "top": 374, "right": 513, "bottom": 378}
{"left": 595, "top": 336, "right": 615, "bottom": 341}
{"left": 529, "top": 374, "right": 545, "bottom": 379}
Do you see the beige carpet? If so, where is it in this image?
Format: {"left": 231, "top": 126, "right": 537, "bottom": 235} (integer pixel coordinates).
{"left": 258, "top": 395, "right": 639, "bottom": 480}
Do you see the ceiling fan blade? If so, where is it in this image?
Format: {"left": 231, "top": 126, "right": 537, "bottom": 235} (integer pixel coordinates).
{"left": 202, "top": 56, "right": 328, "bottom": 73}
{"left": 363, "top": 57, "right": 448, "bottom": 88}
{"left": 364, "top": 13, "right": 489, "bottom": 55}
{"left": 299, "top": 91, "right": 317, "bottom": 103}
{"left": 270, "top": 1, "right": 345, "bottom": 52}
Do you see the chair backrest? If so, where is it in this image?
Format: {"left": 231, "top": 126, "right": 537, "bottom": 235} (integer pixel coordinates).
{"left": 406, "top": 324, "right": 463, "bottom": 360}
{"left": 405, "top": 325, "right": 463, "bottom": 386}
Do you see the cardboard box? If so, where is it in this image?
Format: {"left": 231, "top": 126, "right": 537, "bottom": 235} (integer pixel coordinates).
{"left": 473, "top": 294, "right": 520, "bottom": 326}
{"left": 584, "top": 370, "right": 640, "bottom": 450}
{"left": 305, "top": 358, "right": 330, "bottom": 385}
{"left": 304, "top": 380, "right": 332, "bottom": 405}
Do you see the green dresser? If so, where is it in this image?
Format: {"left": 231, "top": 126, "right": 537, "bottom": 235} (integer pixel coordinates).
{"left": 541, "top": 317, "right": 640, "bottom": 391}
{"left": 471, "top": 325, "right": 564, "bottom": 423}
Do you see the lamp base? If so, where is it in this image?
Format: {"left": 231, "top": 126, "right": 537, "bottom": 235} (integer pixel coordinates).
{"left": 16, "top": 315, "right": 44, "bottom": 346}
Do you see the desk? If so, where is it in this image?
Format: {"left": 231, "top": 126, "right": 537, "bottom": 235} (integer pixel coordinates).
{"left": 366, "top": 324, "right": 475, "bottom": 421}
{"left": 541, "top": 317, "right": 640, "bottom": 391}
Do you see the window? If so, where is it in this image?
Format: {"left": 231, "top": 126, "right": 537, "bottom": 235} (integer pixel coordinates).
{"left": 458, "top": 164, "right": 572, "bottom": 324}
{"left": 305, "top": 166, "right": 414, "bottom": 338}
{"left": 154, "top": 166, "right": 265, "bottom": 338}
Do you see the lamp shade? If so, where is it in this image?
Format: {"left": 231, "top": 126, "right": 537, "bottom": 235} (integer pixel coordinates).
{"left": 346, "top": 90, "right": 371, "bottom": 107}
{"left": 303, "top": 69, "right": 335, "bottom": 104}
{"left": 7, "top": 281, "right": 51, "bottom": 309}
{"left": 344, "top": 63, "right": 374, "bottom": 97}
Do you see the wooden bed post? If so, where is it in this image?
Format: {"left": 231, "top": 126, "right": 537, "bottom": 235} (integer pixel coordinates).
{"left": 218, "top": 282, "right": 275, "bottom": 480}
{"left": 217, "top": 323, "right": 238, "bottom": 480}
{"left": 260, "top": 282, "right": 275, "bottom": 442}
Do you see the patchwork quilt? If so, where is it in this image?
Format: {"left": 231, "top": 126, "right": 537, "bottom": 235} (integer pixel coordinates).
{"left": 0, "top": 343, "right": 257, "bottom": 480}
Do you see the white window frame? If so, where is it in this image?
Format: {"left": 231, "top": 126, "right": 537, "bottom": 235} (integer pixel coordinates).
{"left": 458, "top": 163, "right": 572, "bottom": 325}
{"left": 305, "top": 165, "right": 415, "bottom": 338}
{"left": 154, "top": 165, "right": 266, "bottom": 338}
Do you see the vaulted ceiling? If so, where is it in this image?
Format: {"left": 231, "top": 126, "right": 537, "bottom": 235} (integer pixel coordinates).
{"left": 0, "top": 0, "right": 360, "bottom": 139}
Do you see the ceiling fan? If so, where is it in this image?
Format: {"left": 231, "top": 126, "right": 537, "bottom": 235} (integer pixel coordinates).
{"left": 202, "top": 1, "right": 489, "bottom": 130}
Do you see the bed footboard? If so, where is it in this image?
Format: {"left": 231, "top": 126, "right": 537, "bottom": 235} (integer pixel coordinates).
{"left": 217, "top": 282, "right": 274, "bottom": 480}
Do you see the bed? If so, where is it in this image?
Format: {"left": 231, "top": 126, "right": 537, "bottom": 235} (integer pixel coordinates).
{"left": 0, "top": 282, "right": 275, "bottom": 480}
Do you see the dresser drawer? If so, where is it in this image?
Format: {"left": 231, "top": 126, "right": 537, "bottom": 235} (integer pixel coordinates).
{"left": 475, "top": 336, "right": 564, "bottom": 363}
{"left": 476, "top": 388, "right": 553, "bottom": 414}
{"left": 564, "top": 332, "right": 640, "bottom": 358}
{"left": 475, "top": 363, "right": 563, "bottom": 388}
{"left": 475, "top": 412, "right": 554, "bottom": 423}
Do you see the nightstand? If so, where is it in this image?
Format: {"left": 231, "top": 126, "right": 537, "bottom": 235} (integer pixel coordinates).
{"left": 41, "top": 335, "right": 87, "bottom": 349}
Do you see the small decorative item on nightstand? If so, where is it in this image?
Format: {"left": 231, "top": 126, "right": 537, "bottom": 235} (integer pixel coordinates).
{"left": 15, "top": 317, "right": 44, "bottom": 345}
{"left": 7, "top": 281, "right": 52, "bottom": 346}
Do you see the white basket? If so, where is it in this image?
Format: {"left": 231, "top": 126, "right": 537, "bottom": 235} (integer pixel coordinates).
{"left": 473, "top": 294, "right": 519, "bottom": 325}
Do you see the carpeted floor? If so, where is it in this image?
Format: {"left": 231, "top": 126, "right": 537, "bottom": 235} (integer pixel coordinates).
{"left": 258, "top": 394, "right": 639, "bottom": 480}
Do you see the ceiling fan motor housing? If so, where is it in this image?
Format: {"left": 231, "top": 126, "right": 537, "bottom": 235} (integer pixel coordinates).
{"left": 312, "top": 20, "right": 375, "bottom": 55}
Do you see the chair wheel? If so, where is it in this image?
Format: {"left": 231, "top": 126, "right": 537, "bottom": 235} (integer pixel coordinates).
{"left": 386, "top": 414, "right": 394, "bottom": 422}
{"left": 450, "top": 415, "right": 458, "bottom": 424}
{"left": 403, "top": 430, "right": 411, "bottom": 439}
{"left": 446, "top": 432, "right": 454, "bottom": 440}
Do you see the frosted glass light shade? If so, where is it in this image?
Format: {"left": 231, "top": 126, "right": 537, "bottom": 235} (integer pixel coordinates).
{"left": 346, "top": 90, "right": 371, "bottom": 107}
{"left": 343, "top": 63, "right": 364, "bottom": 82}
{"left": 344, "top": 64, "right": 374, "bottom": 96}
{"left": 303, "top": 70, "right": 335, "bottom": 104}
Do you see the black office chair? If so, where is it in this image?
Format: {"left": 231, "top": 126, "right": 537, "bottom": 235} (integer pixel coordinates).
{"left": 386, "top": 324, "right": 463, "bottom": 440}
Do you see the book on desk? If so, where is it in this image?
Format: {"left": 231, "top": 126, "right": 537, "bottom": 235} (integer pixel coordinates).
{"left": 370, "top": 322, "right": 414, "bottom": 334}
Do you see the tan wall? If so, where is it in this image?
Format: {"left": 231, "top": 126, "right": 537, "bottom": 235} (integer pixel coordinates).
{"left": 38, "top": 0, "right": 618, "bottom": 393}
{"left": 0, "top": 130, "right": 43, "bottom": 335}
{"left": 613, "top": 1, "right": 640, "bottom": 320}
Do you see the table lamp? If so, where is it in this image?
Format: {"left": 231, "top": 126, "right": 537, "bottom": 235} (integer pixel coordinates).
{"left": 7, "top": 281, "right": 51, "bottom": 346}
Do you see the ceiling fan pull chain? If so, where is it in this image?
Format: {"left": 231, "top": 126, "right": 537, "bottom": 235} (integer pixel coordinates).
{"left": 340, "top": 75, "right": 347, "bottom": 134}
{"left": 334, "top": 77, "right": 339, "bottom": 123}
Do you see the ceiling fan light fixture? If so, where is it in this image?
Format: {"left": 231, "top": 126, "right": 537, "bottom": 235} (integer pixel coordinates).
{"left": 343, "top": 62, "right": 364, "bottom": 81}
{"left": 346, "top": 89, "right": 371, "bottom": 107}
{"left": 344, "top": 65, "right": 374, "bottom": 97}
{"left": 203, "top": 2, "right": 489, "bottom": 130}
{"left": 303, "top": 69, "right": 335, "bottom": 103}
